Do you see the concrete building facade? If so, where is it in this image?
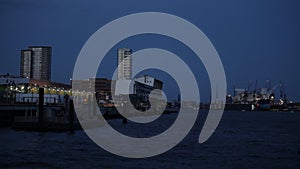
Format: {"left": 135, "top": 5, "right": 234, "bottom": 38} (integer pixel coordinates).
{"left": 20, "top": 46, "right": 52, "bottom": 81}
{"left": 20, "top": 50, "right": 32, "bottom": 78}
{"left": 117, "top": 48, "right": 132, "bottom": 80}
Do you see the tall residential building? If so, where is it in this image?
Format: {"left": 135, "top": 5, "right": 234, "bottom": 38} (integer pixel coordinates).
{"left": 29, "top": 46, "right": 52, "bottom": 80}
{"left": 20, "top": 50, "right": 32, "bottom": 78}
{"left": 117, "top": 48, "right": 132, "bottom": 80}
{"left": 20, "top": 46, "right": 52, "bottom": 81}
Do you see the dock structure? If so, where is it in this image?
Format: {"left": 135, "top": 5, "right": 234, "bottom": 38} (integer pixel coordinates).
{"left": 38, "top": 88, "right": 44, "bottom": 129}
{"left": 0, "top": 88, "right": 78, "bottom": 131}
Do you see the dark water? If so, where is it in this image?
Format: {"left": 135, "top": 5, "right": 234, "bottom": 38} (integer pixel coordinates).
{"left": 0, "top": 111, "right": 299, "bottom": 169}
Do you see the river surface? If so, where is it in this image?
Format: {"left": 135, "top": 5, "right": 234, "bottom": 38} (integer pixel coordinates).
{"left": 0, "top": 111, "right": 299, "bottom": 169}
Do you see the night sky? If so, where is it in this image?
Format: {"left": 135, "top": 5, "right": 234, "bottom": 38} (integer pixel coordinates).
{"left": 1, "top": 0, "right": 300, "bottom": 102}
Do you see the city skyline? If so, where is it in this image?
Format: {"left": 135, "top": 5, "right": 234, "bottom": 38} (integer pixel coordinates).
{"left": 0, "top": 1, "right": 299, "bottom": 168}
{"left": 1, "top": 0, "right": 300, "bottom": 102}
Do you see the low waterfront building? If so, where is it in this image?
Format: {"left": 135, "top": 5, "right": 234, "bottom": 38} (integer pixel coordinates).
{"left": 72, "top": 78, "right": 114, "bottom": 105}
{"left": 113, "top": 75, "right": 164, "bottom": 110}
{"left": 0, "top": 74, "right": 29, "bottom": 86}
{"left": 72, "top": 75, "right": 164, "bottom": 110}
{"left": 0, "top": 74, "right": 71, "bottom": 104}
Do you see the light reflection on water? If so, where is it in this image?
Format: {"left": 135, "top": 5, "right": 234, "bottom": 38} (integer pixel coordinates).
{"left": 0, "top": 111, "right": 299, "bottom": 169}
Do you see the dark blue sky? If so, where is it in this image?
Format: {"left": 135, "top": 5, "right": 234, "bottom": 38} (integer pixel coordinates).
{"left": 1, "top": 0, "right": 300, "bottom": 101}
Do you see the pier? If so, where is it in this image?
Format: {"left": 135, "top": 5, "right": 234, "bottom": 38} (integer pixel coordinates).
{"left": 0, "top": 88, "right": 78, "bottom": 131}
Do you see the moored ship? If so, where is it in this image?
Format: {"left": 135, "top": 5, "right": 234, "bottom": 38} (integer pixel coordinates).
{"left": 225, "top": 80, "right": 290, "bottom": 111}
